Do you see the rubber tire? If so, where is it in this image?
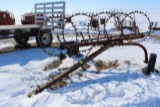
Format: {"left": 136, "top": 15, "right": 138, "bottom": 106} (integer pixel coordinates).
{"left": 36, "top": 30, "right": 52, "bottom": 47}
{"left": 14, "top": 33, "right": 29, "bottom": 45}
{"left": 147, "top": 53, "right": 157, "bottom": 74}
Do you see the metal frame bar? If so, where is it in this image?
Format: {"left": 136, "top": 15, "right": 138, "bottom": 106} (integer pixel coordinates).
{"left": 35, "top": 1, "right": 65, "bottom": 27}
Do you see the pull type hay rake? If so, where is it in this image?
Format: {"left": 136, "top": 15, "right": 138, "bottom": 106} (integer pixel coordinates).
{"left": 28, "top": 11, "right": 157, "bottom": 97}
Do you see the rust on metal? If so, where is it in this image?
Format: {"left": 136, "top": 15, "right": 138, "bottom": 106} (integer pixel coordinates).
{"left": 0, "top": 10, "right": 152, "bottom": 97}
{"left": 0, "top": 10, "right": 15, "bottom": 25}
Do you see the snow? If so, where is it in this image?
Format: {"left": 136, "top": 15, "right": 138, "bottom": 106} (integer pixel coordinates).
{"left": 0, "top": 36, "right": 160, "bottom": 107}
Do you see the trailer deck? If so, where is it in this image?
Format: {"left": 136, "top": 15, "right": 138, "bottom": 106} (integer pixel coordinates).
{"left": 0, "top": 24, "right": 39, "bottom": 30}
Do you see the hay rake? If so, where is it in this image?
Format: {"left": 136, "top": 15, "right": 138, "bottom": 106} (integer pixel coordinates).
{"left": 28, "top": 10, "right": 156, "bottom": 97}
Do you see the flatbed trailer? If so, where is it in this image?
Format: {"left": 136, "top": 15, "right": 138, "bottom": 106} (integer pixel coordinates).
{"left": 0, "top": 1, "right": 66, "bottom": 46}
{"left": 0, "top": 24, "right": 39, "bottom": 30}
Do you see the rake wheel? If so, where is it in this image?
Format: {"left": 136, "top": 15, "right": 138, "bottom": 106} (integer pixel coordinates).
{"left": 61, "top": 13, "right": 92, "bottom": 43}
{"left": 38, "top": 11, "right": 151, "bottom": 57}
{"left": 121, "top": 11, "right": 151, "bottom": 43}
{"left": 92, "top": 11, "right": 112, "bottom": 38}
{"left": 37, "top": 17, "right": 57, "bottom": 56}
{"left": 105, "top": 13, "right": 123, "bottom": 39}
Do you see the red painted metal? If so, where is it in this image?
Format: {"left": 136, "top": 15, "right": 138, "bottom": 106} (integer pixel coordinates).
{"left": 0, "top": 10, "right": 15, "bottom": 25}
{"left": 21, "top": 12, "right": 35, "bottom": 25}
{"left": 21, "top": 13, "right": 44, "bottom": 25}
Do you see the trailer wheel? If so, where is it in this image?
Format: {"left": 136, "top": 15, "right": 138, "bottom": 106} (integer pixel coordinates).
{"left": 14, "top": 33, "right": 29, "bottom": 45}
{"left": 36, "top": 30, "right": 52, "bottom": 47}
{"left": 147, "top": 53, "right": 157, "bottom": 75}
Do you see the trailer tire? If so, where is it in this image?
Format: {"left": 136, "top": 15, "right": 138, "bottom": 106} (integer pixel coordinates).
{"left": 36, "top": 30, "right": 52, "bottom": 47}
{"left": 147, "top": 53, "right": 157, "bottom": 74}
{"left": 14, "top": 33, "right": 29, "bottom": 45}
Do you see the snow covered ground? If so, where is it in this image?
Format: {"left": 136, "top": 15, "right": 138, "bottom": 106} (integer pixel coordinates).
{"left": 0, "top": 36, "right": 160, "bottom": 107}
